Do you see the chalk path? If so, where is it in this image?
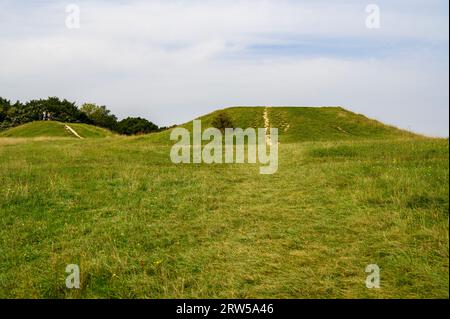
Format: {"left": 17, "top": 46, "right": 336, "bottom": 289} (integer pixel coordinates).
{"left": 64, "top": 124, "right": 84, "bottom": 139}
{"left": 263, "top": 107, "right": 272, "bottom": 146}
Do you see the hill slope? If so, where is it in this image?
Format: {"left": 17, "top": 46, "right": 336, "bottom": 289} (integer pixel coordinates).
{"left": 0, "top": 121, "right": 114, "bottom": 138}
{"left": 149, "top": 106, "right": 420, "bottom": 144}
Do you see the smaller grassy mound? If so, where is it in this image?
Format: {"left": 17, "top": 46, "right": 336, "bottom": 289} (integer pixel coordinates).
{"left": 0, "top": 121, "right": 114, "bottom": 138}
{"left": 0, "top": 122, "right": 72, "bottom": 138}
{"left": 66, "top": 123, "right": 115, "bottom": 138}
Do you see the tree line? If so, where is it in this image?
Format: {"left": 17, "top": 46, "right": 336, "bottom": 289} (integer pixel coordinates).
{"left": 0, "top": 97, "right": 163, "bottom": 135}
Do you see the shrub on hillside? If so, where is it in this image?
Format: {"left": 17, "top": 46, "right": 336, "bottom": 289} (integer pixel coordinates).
{"left": 211, "top": 112, "right": 234, "bottom": 132}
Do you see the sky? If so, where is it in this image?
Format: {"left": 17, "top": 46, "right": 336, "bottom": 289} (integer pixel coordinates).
{"left": 0, "top": 0, "right": 448, "bottom": 136}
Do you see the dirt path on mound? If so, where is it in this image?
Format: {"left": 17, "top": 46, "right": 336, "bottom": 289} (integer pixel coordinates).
{"left": 64, "top": 124, "right": 84, "bottom": 139}
{"left": 263, "top": 107, "right": 272, "bottom": 146}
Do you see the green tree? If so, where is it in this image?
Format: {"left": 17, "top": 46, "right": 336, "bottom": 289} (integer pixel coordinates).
{"left": 0, "top": 98, "right": 25, "bottom": 129}
{"left": 21, "top": 97, "right": 88, "bottom": 123}
{"left": 80, "top": 103, "right": 118, "bottom": 130}
{"left": 40, "top": 97, "right": 88, "bottom": 123}
{"left": 0, "top": 97, "right": 11, "bottom": 122}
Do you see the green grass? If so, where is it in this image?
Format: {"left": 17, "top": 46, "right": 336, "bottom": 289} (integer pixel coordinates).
{"left": 0, "top": 107, "right": 448, "bottom": 298}
{"left": 0, "top": 121, "right": 114, "bottom": 139}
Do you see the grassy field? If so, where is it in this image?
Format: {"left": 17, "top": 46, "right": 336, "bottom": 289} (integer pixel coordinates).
{"left": 0, "top": 107, "right": 448, "bottom": 298}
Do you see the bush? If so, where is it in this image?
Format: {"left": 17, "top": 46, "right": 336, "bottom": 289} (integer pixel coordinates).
{"left": 211, "top": 112, "right": 234, "bottom": 132}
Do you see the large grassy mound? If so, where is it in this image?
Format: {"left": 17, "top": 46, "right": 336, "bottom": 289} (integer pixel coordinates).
{"left": 0, "top": 121, "right": 114, "bottom": 138}
{"left": 149, "top": 107, "right": 419, "bottom": 144}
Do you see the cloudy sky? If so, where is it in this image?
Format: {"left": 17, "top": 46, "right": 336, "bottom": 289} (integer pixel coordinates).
{"left": 0, "top": 0, "right": 448, "bottom": 136}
